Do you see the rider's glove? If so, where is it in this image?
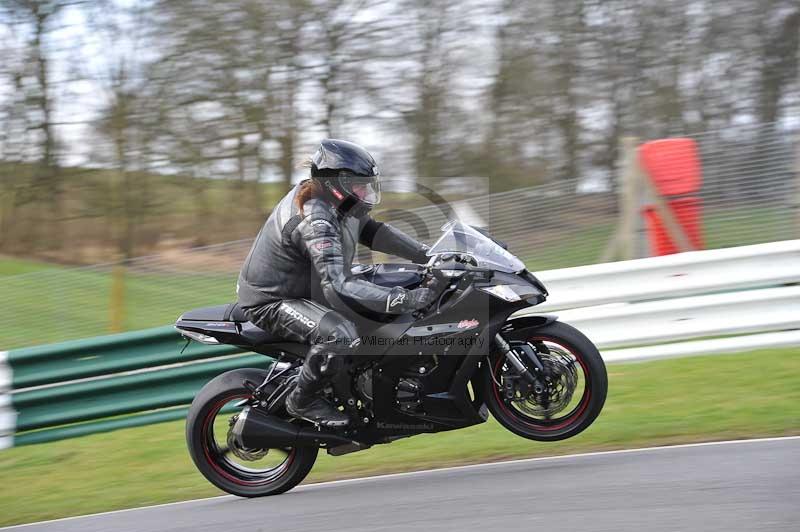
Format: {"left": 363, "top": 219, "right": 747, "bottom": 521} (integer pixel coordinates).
{"left": 409, "top": 287, "right": 437, "bottom": 309}
{"left": 385, "top": 287, "right": 437, "bottom": 313}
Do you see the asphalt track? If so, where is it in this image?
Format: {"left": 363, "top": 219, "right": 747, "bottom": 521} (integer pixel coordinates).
{"left": 5, "top": 437, "right": 799, "bottom": 532}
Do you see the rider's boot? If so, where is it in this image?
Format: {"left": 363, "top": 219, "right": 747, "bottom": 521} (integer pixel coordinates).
{"left": 285, "top": 348, "right": 349, "bottom": 428}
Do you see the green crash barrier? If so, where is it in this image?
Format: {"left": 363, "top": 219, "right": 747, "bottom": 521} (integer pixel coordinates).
{"left": 4, "top": 326, "right": 278, "bottom": 448}
{"left": 14, "top": 353, "right": 268, "bottom": 431}
{"left": 14, "top": 406, "right": 191, "bottom": 447}
{"left": 7, "top": 326, "right": 242, "bottom": 388}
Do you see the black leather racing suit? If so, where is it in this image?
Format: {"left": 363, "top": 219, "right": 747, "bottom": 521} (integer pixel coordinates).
{"left": 236, "top": 183, "right": 429, "bottom": 399}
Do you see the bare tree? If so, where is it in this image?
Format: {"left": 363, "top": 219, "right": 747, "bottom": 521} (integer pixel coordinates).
{"left": 1, "top": 1, "right": 77, "bottom": 250}
{"left": 81, "top": 0, "right": 159, "bottom": 258}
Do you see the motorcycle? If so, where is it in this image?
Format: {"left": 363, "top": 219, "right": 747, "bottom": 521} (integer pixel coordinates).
{"left": 175, "top": 220, "right": 607, "bottom": 497}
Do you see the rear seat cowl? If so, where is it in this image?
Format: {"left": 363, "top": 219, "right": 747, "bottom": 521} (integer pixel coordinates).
{"left": 180, "top": 302, "right": 252, "bottom": 323}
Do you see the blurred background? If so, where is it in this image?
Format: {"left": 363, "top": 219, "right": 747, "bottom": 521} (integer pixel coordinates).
{"left": 1, "top": 1, "right": 799, "bottom": 526}
{"left": 1, "top": 0, "right": 798, "bottom": 348}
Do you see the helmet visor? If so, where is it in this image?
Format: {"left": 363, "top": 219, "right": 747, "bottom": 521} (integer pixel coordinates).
{"left": 339, "top": 173, "right": 381, "bottom": 206}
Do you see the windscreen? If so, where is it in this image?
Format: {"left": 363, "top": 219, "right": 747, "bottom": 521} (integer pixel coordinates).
{"left": 426, "top": 221, "right": 525, "bottom": 273}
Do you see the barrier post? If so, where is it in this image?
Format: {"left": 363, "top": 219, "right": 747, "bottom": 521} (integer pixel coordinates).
{"left": 109, "top": 264, "right": 126, "bottom": 334}
{"left": 621, "top": 137, "right": 643, "bottom": 260}
{"left": 794, "top": 134, "right": 800, "bottom": 237}
{"left": 0, "top": 350, "right": 13, "bottom": 449}
{"left": 602, "top": 137, "right": 644, "bottom": 261}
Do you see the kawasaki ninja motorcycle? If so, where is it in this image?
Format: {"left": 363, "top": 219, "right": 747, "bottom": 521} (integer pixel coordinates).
{"left": 176, "top": 221, "right": 607, "bottom": 497}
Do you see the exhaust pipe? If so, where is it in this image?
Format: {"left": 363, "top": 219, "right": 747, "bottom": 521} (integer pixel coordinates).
{"left": 231, "top": 406, "right": 354, "bottom": 449}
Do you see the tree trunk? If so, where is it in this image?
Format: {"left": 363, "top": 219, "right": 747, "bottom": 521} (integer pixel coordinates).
{"left": 32, "top": 9, "right": 62, "bottom": 251}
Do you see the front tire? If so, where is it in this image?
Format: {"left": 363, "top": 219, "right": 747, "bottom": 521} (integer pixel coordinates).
{"left": 484, "top": 321, "right": 607, "bottom": 441}
{"left": 186, "top": 368, "right": 318, "bottom": 497}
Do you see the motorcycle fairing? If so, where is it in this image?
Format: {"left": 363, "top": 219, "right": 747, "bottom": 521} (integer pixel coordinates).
{"left": 350, "top": 285, "right": 555, "bottom": 442}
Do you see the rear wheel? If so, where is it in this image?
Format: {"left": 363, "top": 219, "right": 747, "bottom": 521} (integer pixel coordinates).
{"left": 484, "top": 321, "right": 607, "bottom": 441}
{"left": 186, "top": 368, "right": 318, "bottom": 497}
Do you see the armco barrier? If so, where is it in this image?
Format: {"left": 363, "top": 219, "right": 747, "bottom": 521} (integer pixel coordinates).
{"left": 527, "top": 239, "right": 800, "bottom": 361}
{"left": 534, "top": 239, "right": 800, "bottom": 311}
{"left": 1, "top": 328, "right": 268, "bottom": 449}
{"left": 2, "top": 239, "right": 799, "bottom": 449}
{"left": 7, "top": 326, "right": 236, "bottom": 389}
{"left": 557, "top": 286, "right": 800, "bottom": 348}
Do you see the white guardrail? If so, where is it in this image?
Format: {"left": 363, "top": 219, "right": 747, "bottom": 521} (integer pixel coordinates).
{"left": 525, "top": 239, "right": 800, "bottom": 363}
{"left": 0, "top": 350, "right": 14, "bottom": 449}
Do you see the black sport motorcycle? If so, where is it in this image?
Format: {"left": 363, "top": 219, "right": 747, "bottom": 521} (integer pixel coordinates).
{"left": 176, "top": 221, "right": 607, "bottom": 497}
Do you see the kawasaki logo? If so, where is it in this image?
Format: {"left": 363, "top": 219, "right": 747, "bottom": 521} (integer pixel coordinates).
{"left": 280, "top": 303, "right": 316, "bottom": 329}
{"left": 376, "top": 421, "right": 434, "bottom": 430}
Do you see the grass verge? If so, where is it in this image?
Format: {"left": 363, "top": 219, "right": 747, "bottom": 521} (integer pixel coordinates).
{"left": 0, "top": 256, "right": 59, "bottom": 276}
{"left": 1, "top": 348, "right": 799, "bottom": 526}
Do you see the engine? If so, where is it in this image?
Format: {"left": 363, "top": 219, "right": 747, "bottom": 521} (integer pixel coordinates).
{"left": 396, "top": 378, "right": 424, "bottom": 413}
{"left": 355, "top": 368, "right": 373, "bottom": 403}
{"left": 355, "top": 357, "right": 439, "bottom": 415}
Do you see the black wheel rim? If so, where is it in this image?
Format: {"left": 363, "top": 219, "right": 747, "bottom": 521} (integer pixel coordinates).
{"left": 201, "top": 394, "right": 297, "bottom": 486}
{"left": 492, "top": 336, "right": 592, "bottom": 432}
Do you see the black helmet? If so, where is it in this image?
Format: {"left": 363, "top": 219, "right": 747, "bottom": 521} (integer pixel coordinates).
{"left": 310, "top": 139, "right": 381, "bottom": 217}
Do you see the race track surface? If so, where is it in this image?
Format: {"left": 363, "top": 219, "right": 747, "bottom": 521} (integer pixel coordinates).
{"left": 6, "top": 437, "right": 799, "bottom": 532}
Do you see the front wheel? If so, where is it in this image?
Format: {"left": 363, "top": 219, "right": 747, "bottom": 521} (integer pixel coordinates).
{"left": 186, "top": 368, "right": 318, "bottom": 497}
{"left": 483, "top": 321, "right": 607, "bottom": 441}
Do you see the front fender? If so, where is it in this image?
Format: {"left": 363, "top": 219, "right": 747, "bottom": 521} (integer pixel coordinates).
{"left": 499, "top": 314, "right": 559, "bottom": 341}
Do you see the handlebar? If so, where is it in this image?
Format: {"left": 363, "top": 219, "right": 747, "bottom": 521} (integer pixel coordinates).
{"left": 412, "top": 266, "right": 461, "bottom": 319}
{"left": 425, "top": 252, "right": 478, "bottom": 268}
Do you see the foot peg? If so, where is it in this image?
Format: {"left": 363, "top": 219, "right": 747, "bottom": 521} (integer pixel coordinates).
{"left": 286, "top": 391, "right": 350, "bottom": 427}
{"left": 315, "top": 418, "right": 349, "bottom": 429}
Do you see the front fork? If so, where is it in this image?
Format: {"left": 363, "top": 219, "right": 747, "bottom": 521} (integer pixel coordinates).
{"left": 494, "top": 333, "right": 546, "bottom": 396}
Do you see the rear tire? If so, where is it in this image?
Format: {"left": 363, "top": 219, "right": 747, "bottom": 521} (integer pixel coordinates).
{"left": 186, "top": 368, "right": 318, "bottom": 497}
{"left": 484, "top": 321, "right": 607, "bottom": 441}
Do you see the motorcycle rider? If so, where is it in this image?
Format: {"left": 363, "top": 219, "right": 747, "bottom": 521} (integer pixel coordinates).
{"left": 236, "top": 139, "right": 436, "bottom": 427}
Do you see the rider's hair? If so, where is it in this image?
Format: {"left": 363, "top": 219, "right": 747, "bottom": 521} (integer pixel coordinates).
{"left": 295, "top": 178, "right": 323, "bottom": 211}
